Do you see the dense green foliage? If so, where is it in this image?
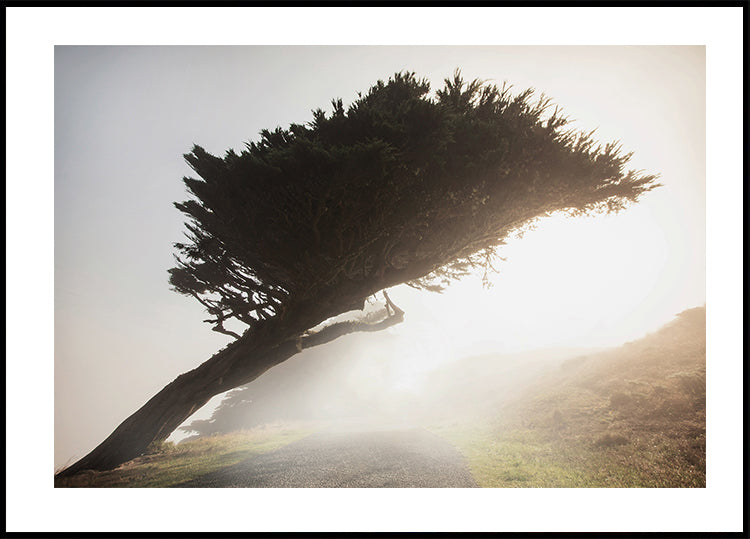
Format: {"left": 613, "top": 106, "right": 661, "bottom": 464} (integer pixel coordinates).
{"left": 169, "top": 70, "right": 659, "bottom": 337}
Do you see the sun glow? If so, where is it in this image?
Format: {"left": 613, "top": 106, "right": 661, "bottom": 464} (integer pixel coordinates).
{"left": 382, "top": 202, "right": 696, "bottom": 376}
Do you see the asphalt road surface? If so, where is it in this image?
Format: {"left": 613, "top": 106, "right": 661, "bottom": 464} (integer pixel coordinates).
{"left": 175, "top": 427, "right": 477, "bottom": 488}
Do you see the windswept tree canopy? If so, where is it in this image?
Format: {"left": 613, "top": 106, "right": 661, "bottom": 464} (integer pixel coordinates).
{"left": 168, "top": 70, "right": 659, "bottom": 339}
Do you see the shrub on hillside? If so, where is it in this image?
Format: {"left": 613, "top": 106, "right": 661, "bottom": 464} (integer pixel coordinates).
{"left": 669, "top": 371, "right": 705, "bottom": 400}
{"left": 594, "top": 432, "right": 629, "bottom": 448}
{"left": 609, "top": 391, "right": 633, "bottom": 409}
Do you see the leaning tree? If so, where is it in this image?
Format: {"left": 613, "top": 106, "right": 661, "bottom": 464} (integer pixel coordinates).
{"left": 56, "top": 71, "right": 659, "bottom": 477}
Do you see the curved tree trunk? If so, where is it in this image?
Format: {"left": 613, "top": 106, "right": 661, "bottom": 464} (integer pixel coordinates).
{"left": 55, "top": 301, "right": 404, "bottom": 478}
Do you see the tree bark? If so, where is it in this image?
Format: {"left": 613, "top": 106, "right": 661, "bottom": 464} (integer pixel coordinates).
{"left": 55, "top": 304, "right": 404, "bottom": 478}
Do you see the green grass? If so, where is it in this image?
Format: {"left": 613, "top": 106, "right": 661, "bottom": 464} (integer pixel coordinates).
{"left": 432, "top": 421, "right": 704, "bottom": 488}
{"left": 430, "top": 308, "right": 706, "bottom": 488}
{"left": 55, "top": 422, "right": 316, "bottom": 488}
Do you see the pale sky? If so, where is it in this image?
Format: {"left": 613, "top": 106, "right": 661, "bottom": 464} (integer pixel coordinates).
{"left": 6, "top": 6, "right": 743, "bottom": 535}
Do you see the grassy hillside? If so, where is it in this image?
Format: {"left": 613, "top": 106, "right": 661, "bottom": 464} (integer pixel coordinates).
{"left": 434, "top": 306, "right": 706, "bottom": 487}
{"left": 416, "top": 346, "right": 601, "bottom": 421}
{"left": 54, "top": 423, "right": 315, "bottom": 488}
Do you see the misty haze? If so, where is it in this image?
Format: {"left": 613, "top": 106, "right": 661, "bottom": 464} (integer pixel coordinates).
{"left": 51, "top": 45, "right": 708, "bottom": 492}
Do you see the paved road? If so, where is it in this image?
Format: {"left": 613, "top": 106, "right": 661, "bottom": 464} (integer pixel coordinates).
{"left": 175, "top": 427, "right": 477, "bottom": 488}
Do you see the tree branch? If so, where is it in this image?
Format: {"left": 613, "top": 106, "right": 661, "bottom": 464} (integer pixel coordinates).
{"left": 382, "top": 289, "right": 403, "bottom": 316}
{"left": 211, "top": 323, "right": 242, "bottom": 340}
{"left": 297, "top": 292, "right": 405, "bottom": 351}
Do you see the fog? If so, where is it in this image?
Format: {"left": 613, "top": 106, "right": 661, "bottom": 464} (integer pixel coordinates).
{"left": 7, "top": 6, "right": 744, "bottom": 534}
{"left": 172, "top": 296, "right": 602, "bottom": 444}
{"left": 51, "top": 44, "right": 707, "bottom": 471}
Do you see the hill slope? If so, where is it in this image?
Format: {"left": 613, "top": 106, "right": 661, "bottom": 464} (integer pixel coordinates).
{"left": 434, "top": 306, "right": 706, "bottom": 487}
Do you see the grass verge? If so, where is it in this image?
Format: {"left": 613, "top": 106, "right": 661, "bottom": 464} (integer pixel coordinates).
{"left": 432, "top": 420, "right": 704, "bottom": 488}
{"left": 55, "top": 422, "right": 316, "bottom": 488}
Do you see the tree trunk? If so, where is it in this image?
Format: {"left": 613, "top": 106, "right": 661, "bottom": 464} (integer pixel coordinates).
{"left": 55, "top": 331, "right": 288, "bottom": 478}
{"left": 55, "top": 301, "right": 404, "bottom": 478}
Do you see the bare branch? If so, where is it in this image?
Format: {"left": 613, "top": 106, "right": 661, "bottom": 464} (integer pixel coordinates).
{"left": 211, "top": 323, "right": 242, "bottom": 340}
{"left": 382, "top": 289, "right": 404, "bottom": 317}
{"left": 298, "top": 302, "right": 405, "bottom": 351}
